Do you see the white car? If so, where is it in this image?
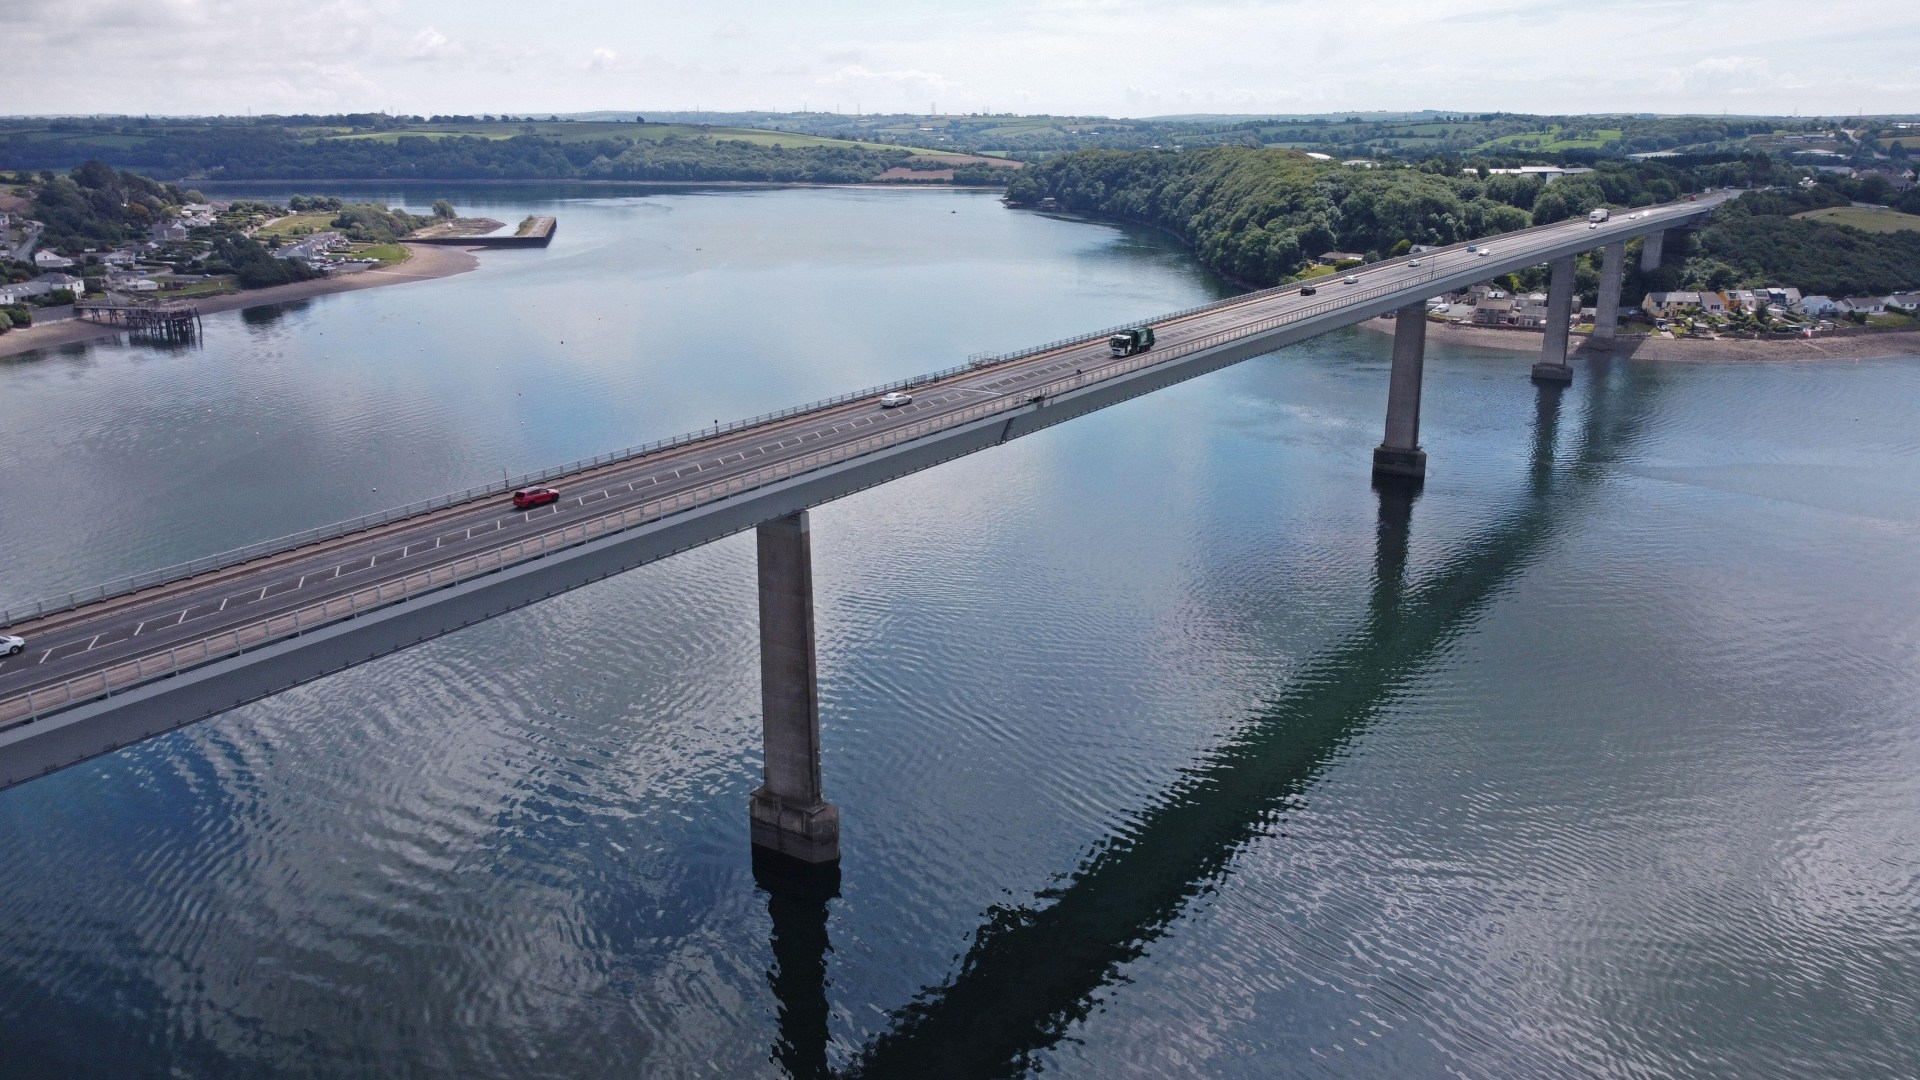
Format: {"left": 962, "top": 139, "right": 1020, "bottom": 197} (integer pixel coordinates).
{"left": 1588, "top": 221, "right": 1599, "bottom": 229}
{"left": 879, "top": 391, "right": 913, "bottom": 408}
{"left": 1477, "top": 247, "right": 1492, "bottom": 256}
{"left": 1, "top": 634, "right": 25, "bottom": 657}
{"left": 1408, "top": 258, "right": 1421, "bottom": 266}
{"left": 1342, "top": 275, "right": 1359, "bottom": 284}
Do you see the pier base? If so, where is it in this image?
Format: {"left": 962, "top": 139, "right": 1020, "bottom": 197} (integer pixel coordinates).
{"left": 1371, "top": 446, "right": 1428, "bottom": 479}
{"left": 1532, "top": 255, "right": 1577, "bottom": 384}
{"left": 1371, "top": 302, "right": 1429, "bottom": 484}
{"left": 751, "top": 510, "right": 840, "bottom": 866}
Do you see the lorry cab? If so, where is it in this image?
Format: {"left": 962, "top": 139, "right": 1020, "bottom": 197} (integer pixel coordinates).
{"left": 1109, "top": 326, "right": 1155, "bottom": 357}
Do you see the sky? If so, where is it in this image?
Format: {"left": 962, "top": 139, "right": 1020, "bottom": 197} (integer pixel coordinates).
{"left": 9, "top": 0, "right": 1918, "bottom": 119}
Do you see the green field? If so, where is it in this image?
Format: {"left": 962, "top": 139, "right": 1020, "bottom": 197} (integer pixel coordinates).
{"left": 1794, "top": 205, "right": 1920, "bottom": 233}
{"left": 353, "top": 243, "right": 409, "bottom": 265}
{"left": 1478, "top": 125, "right": 1623, "bottom": 152}
{"left": 154, "top": 276, "right": 238, "bottom": 298}
{"left": 254, "top": 211, "right": 338, "bottom": 239}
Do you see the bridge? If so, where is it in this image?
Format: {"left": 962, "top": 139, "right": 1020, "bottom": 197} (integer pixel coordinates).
{"left": 0, "top": 192, "right": 1728, "bottom": 865}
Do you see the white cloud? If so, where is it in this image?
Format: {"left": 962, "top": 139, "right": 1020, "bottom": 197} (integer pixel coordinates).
{"left": 405, "top": 27, "right": 465, "bottom": 61}
{"left": 0, "top": 0, "right": 1914, "bottom": 117}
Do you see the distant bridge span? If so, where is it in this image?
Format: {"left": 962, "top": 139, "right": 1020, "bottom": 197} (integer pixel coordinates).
{"left": 0, "top": 193, "right": 1728, "bottom": 861}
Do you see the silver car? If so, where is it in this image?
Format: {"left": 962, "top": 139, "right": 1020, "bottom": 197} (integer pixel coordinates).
{"left": 1, "top": 634, "right": 25, "bottom": 657}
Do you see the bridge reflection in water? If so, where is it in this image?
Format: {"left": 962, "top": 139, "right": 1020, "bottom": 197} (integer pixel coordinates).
{"left": 753, "top": 357, "right": 1649, "bottom": 1078}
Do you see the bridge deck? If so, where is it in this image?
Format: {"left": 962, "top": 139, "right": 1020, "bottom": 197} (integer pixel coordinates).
{"left": 0, "top": 196, "right": 1726, "bottom": 775}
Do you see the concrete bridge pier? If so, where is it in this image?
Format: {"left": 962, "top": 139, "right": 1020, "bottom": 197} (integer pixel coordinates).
{"left": 1589, "top": 242, "right": 1627, "bottom": 351}
{"left": 1530, "top": 255, "right": 1577, "bottom": 384}
{"left": 1371, "top": 302, "right": 1429, "bottom": 483}
{"left": 749, "top": 510, "right": 840, "bottom": 865}
{"left": 1640, "top": 229, "right": 1665, "bottom": 272}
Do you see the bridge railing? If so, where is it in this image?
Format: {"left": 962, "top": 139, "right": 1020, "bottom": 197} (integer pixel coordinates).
{"left": 0, "top": 198, "right": 1719, "bottom": 631}
{"left": 0, "top": 263, "right": 1456, "bottom": 731}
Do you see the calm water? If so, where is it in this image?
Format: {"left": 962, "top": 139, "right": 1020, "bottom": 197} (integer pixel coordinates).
{"left": 1, "top": 186, "right": 1917, "bottom": 1079}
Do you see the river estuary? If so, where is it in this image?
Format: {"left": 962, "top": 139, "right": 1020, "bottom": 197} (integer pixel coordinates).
{"left": 1, "top": 185, "right": 1916, "bottom": 1078}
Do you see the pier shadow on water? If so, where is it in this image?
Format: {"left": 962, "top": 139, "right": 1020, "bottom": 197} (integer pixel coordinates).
{"left": 773, "top": 359, "right": 1652, "bottom": 1080}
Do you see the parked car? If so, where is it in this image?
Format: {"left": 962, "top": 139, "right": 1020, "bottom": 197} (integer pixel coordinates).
{"left": 1299, "top": 284, "right": 1317, "bottom": 296}
{"left": 512, "top": 486, "right": 560, "bottom": 509}
{"left": 1, "top": 633, "right": 25, "bottom": 657}
{"left": 879, "top": 391, "right": 913, "bottom": 408}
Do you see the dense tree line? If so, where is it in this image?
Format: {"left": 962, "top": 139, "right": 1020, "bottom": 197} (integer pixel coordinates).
{"left": 1002, "top": 147, "right": 1777, "bottom": 286}
{"left": 208, "top": 234, "right": 321, "bottom": 289}
{"left": 0, "top": 126, "right": 933, "bottom": 184}
{"left": 579, "top": 139, "right": 910, "bottom": 183}
{"left": 10, "top": 162, "right": 193, "bottom": 250}
{"left": 1679, "top": 189, "right": 1920, "bottom": 297}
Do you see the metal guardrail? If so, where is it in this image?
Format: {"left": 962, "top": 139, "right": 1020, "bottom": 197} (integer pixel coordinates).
{"left": 0, "top": 263, "right": 1448, "bottom": 731}
{"left": 0, "top": 197, "right": 1718, "bottom": 631}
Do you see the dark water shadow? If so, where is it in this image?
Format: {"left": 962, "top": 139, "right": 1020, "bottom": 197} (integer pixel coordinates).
{"left": 757, "top": 850, "right": 842, "bottom": 1080}
{"left": 834, "top": 368, "right": 1648, "bottom": 1079}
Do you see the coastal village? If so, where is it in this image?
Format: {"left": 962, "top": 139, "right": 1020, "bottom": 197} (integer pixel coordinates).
{"left": 1421, "top": 279, "right": 1920, "bottom": 341}
{"left": 2, "top": 184, "right": 548, "bottom": 348}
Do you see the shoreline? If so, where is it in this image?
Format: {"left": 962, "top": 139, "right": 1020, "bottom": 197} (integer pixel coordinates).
{"left": 192, "top": 178, "right": 1011, "bottom": 191}
{"left": 0, "top": 244, "right": 479, "bottom": 360}
{"left": 1356, "top": 316, "right": 1920, "bottom": 362}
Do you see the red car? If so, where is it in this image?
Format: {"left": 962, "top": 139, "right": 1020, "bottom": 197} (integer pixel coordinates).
{"left": 512, "top": 486, "right": 560, "bottom": 509}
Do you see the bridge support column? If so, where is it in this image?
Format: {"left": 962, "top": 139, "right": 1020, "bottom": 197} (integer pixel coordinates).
{"left": 1589, "top": 242, "right": 1626, "bottom": 351}
{"left": 1371, "top": 302, "right": 1428, "bottom": 482}
{"left": 750, "top": 510, "right": 840, "bottom": 865}
{"left": 1531, "top": 255, "right": 1577, "bottom": 384}
{"left": 1639, "top": 229, "right": 1665, "bottom": 272}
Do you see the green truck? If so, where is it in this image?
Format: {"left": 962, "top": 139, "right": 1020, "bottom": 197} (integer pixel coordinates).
{"left": 1108, "top": 326, "right": 1156, "bottom": 357}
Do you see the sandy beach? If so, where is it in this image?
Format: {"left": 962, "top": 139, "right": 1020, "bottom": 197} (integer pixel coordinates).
{"left": 1357, "top": 316, "right": 1920, "bottom": 362}
{"left": 0, "top": 243, "right": 479, "bottom": 360}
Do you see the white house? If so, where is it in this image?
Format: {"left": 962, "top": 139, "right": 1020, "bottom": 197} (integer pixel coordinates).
{"left": 149, "top": 222, "right": 188, "bottom": 242}
{"left": 33, "top": 249, "right": 75, "bottom": 269}
{"left": 1797, "top": 295, "right": 1839, "bottom": 317}
{"left": 1838, "top": 296, "right": 1887, "bottom": 316}
{"left": 1886, "top": 293, "right": 1920, "bottom": 313}
{"left": 107, "top": 271, "right": 158, "bottom": 293}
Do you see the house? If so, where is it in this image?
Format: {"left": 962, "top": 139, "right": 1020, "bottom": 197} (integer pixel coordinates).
{"left": 1512, "top": 292, "right": 1551, "bottom": 328}
{"left": 33, "top": 249, "right": 75, "bottom": 269}
{"left": 0, "top": 282, "right": 49, "bottom": 304}
{"left": 1725, "top": 288, "right": 1761, "bottom": 314}
{"left": 1642, "top": 291, "right": 1704, "bottom": 319}
{"left": 100, "top": 249, "right": 137, "bottom": 267}
{"left": 34, "top": 272, "right": 85, "bottom": 296}
{"left": 149, "top": 222, "right": 188, "bottom": 242}
{"left": 1797, "top": 295, "right": 1839, "bottom": 317}
{"left": 272, "top": 231, "right": 343, "bottom": 262}
{"left": 1838, "top": 296, "right": 1887, "bottom": 316}
{"left": 1470, "top": 284, "right": 1508, "bottom": 302}
{"left": 1696, "top": 291, "right": 1729, "bottom": 316}
{"left": 1473, "top": 298, "right": 1515, "bottom": 325}
{"left": 107, "top": 271, "right": 158, "bottom": 292}
{"left": 1763, "top": 287, "right": 1802, "bottom": 310}
{"left": 1885, "top": 293, "right": 1920, "bottom": 313}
